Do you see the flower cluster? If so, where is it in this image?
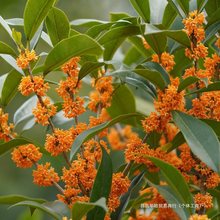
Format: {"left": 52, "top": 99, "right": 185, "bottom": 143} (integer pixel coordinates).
{"left": 0, "top": 108, "right": 16, "bottom": 142}
{"left": 16, "top": 49, "right": 38, "bottom": 69}
{"left": 32, "top": 98, "right": 57, "bottom": 126}
{"left": 57, "top": 57, "right": 85, "bottom": 118}
{"left": 11, "top": 144, "right": 42, "bottom": 168}
{"left": 18, "top": 76, "right": 49, "bottom": 96}
{"left": 33, "top": 162, "right": 60, "bottom": 186}
{"left": 152, "top": 52, "right": 175, "bottom": 72}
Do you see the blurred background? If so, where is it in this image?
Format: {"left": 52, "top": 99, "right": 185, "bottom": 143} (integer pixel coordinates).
{"left": 0, "top": 0, "right": 138, "bottom": 219}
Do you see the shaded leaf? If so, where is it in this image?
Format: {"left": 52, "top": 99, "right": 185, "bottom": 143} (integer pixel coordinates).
{"left": 87, "top": 148, "right": 112, "bottom": 220}
{"left": 24, "top": 0, "right": 56, "bottom": 40}
{"left": 1, "top": 70, "right": 21, "bottom": 106}
{"left": 0, "top": 41, "right": 17, "bottom": 57}
{"left": 43, "top": 34, "right": 103, "bottom": 75}
{"left": 111, "top": 172, "right": 145, "bottom": 220}
{"left": 46, "top": 7, "right": 70, "bottom": 45}
{"left": 9, "top": 201, "right": 61, "bottom": 220}
{"left": 172, "top": 111, "right": 220, "bottom": 173}
{"left": 72, "top": 198, "right": 107, "bottom": 220}
{"left": 148, "top": 157, "right": 194, "bottom": 216}
{"left": 178, "top": 77, "right": 199, "bottom": 92}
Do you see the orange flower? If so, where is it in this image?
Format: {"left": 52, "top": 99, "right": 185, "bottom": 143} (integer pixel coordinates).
{"left": 62, "top": 155, "right": 96, "bottom": 191}
{"left": 62, "top": 97, "right": 85, "bottom": 118}
{"left": 204, "top": 53, "right": 220, "bottom": 77}
{"left": 185, "top": 43, "right": 208, "bottom": 60}
{"left": 215, "top": 38, "right": 220, "bottom": 48}
{"left": 70, "top": 122, "right": 88, "bottom": 140}
{"left": 61, "top": 57, "right": 80, "bottom": 77}
{"left": 33, "top": 162, "right": 60, "bottom": 186}
{"left": 142, "top": 112, "right": 170, "bottom": 133}
{"left": 108, "top": 172, "right": 130, "bottom": 212}
{"left": 57, "top": 187, "right": 88, "bottom": 208}
{"left": 189, "top": 91, "right": 220, "bottom": 121}
{"left": 154, "top": 78, "right": 185, "bottom": 116}
{"left": 194, "top": 193, "right": 213, "bottom": 210}
{"left": 206, "top": 172, "right": 220, "bottom": 189}
{"left": 142, "top": 38, "right": 150, "bottom": 50}
{"left": 189, "top": 214, "right": 210, "bottom": 220}
{"left": 16, "top": 49, "right": 38, "bottom": 69}
{"left": 88, "top": 76, "right": 114, "bottom": 112}
{"left": 0, "top": 108, "right": 16, "bottom": 142}
{"left": 11, "top": 144, "right": 42, "bottom": 168}
{"left": 152, "top": 52, "right": 175, "bottom": 71}
{"left": 45, "top": 129, "right": 73, "bottom": 156}
{"left": 32, "top": 98, "right": 57, "bottom": 126}
{"left": 18, "top": 76, "right": 49, "bottom": 96}
{"left": 183, "top": 10, "right": 205, "bottom": 42}
{"left": 56, "top": 77, "right": 79, "bottom": 99}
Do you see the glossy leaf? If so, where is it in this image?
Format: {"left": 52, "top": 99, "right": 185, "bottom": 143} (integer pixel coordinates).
{"left": 162, "top": 3, "right": 178, "bottom": 28}
{"left": 1, "top": 70, "right": 21, "bottom": 106}
{"left": 78, "top": 61, "right": 105, "bottom": 81}
{"left": 149, "top": 157, "right": 194, "bottom": 216}
{"left": 107, "top": 84, "right": 137, "bottom": 125}
{"left": 129, "top": 0, "right": 150, "bottom": 22}
{"left": 134, "top": 69, "right": 166, "bottom": 90}
{"left": 178, "top": 77, "right": 199, "bottom": 92}
{"left": 0, "top": 195, "right": 45, "bottom": 205}
{"left": 43, "top": 34, "right": 103, "bottom": 75}
{"left": 72, "top": 198, "right": 107, "bottom": 220}
{"left": 70, "top": 113, "right": 141, "bottom": 160}
{"left": 9, "top": 201, "right": 61, "bottom": 220}
{"left": 46, "top": 7, "right": 70, "bottom": 45}
{"left": 111, "top": 172, "right": 145, "bottom": 220}
{"left": 24, "top": 0, "right": 56, "bottom": 40}
{"left": 87, "top": 148, "right": 112, "bottom": 220}
{"left": 0, "top": 41, "right": 17, "bottom": 57}
{"left": 0, "top": 138, "right": 31, "bottom": 157}
{"left": 172, "top": 111, "right": 220, "bottom": 173}
{"left": 188, "top": 82, "right": 220, "bottom": 95}
{"left": 148, "top": 184, "right": 189, "bottom": 220}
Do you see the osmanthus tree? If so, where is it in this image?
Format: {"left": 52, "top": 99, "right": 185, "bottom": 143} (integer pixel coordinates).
{"left": 0, "top": 0, "right": 220, "bottom": 219}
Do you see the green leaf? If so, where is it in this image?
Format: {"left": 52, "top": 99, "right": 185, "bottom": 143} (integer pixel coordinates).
{"left": 162, "top": 131, "right": 185, "bottom": 152}
{"left": 202, "top": 119, "right": 220, "bottom": 138}
{"left": 167, "top": 0, "right": 188, "bottom": 18}
{"left": 205, "top": 0, "right": 220, "bottom": 15}
{"left": 87, "top": 148, "right": 112, "bottom": 220}
{"left": 134, "top": 69, "right": 167, "bottom": 90}
{"left": 12, "top": 29, "right": 23, "bottom": 48}
{"left": 87, "top": 22, "right": 113, "bottom": 38}
{"left": 98, "top": 25, "right": 142, "bottom": 61}
{"left": 148, "top": 157, "right": 194, "bottom": 216}
{"left": 24, "top": 0, "right": 56, "bottom": 40}
{"left": 72, "top": 198, "right": 107, "bottom": 220}
{"left": 197, "top": 0, "right": 208, "bottom": 12}
{"left": 111, "top": 172, "right": 145, "bottom": 220}
{"left": 1, "top": 70, "right": 22, "bottom": 106}
{"left": 43, "top": 34, "right": 103, "bottom": 75}
{"left": 78, "top": 61, "right": 105, "bottom": 81}
{"left": 9, "top": 201, "right": 61, "bottom": 220}
{"left": 207, "top": 7, "right": 220, "bottom": 27}
{"left": 145, "top": 24, "right": 191, "bottom": 48}
{"left": 0, "top": 138, "right": 31, "bottom": 157}
{"left": 46, "top": 7, "right": 70, "bottom": 45}
{"left": 70, "top": 113, "right": 141, "bottom": 160}
{"left": 188, "top": 82, "right": 220, "bottom": 95}
{"left": 0, "top": 195, "right": 45, "bottom": 205}
{"left": 172, "top": 111, "right": 220, "bottom": 173}
{"left": 0, "top": 41, "right": 17, "bottom": 57}
{"left": 0, "top": 54, "right": 24, "bottom": 75}
{"left": 147, "top": 184, "right": 189, "bottom": 220}
{"left": 0, "top": 16, "right": 13, "bottom": 39}
{"left": 107, "top": 84, "right": 137, "bottom": 126}
{"left": 129, "top": 0, "right": 150, "bottom": 22}
{"left": 162, "top": 3, "right": 178, "bottom": 28}
{"left": 178, "top": 77, "right": 199, "bottom": 92}
{"left": 71, "top": 19, "right": 107, "bottom": 28}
